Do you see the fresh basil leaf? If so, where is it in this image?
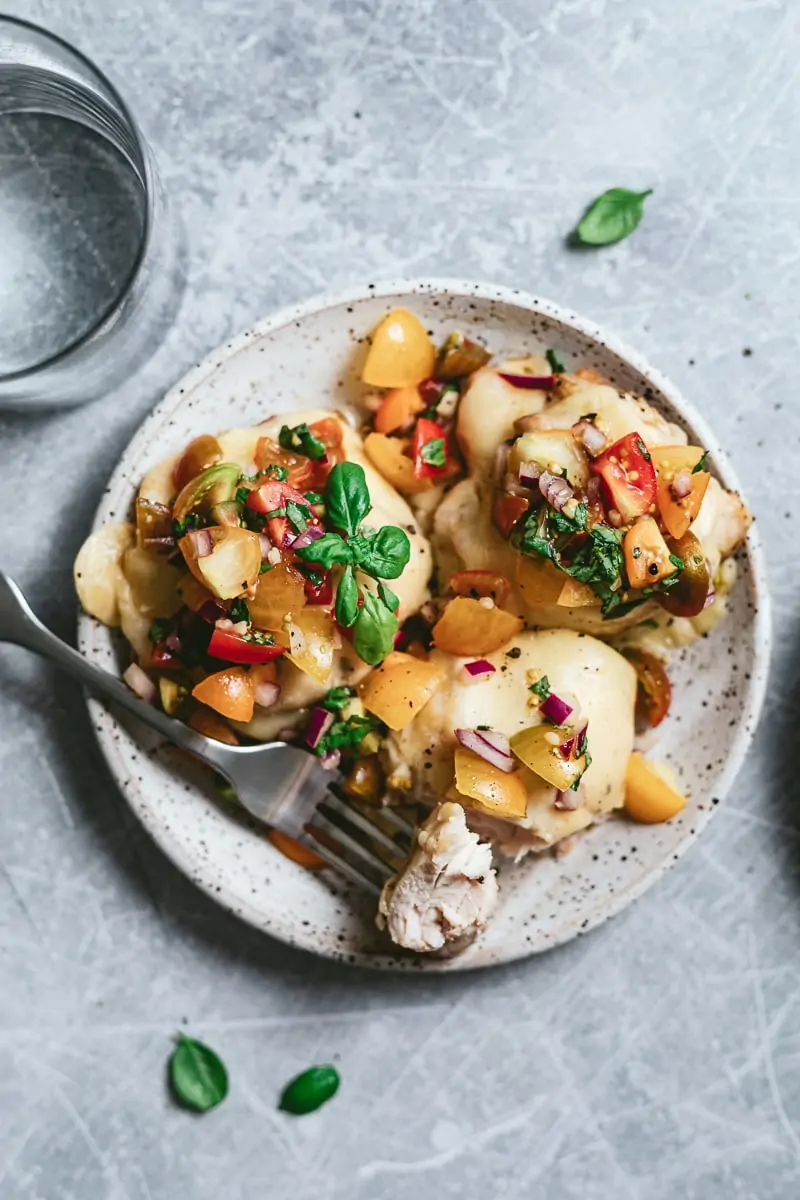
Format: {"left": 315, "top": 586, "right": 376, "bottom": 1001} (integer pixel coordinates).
{"left": 335, "top": 564, "right": 359, "bottom": 628}
{"left": 352, "top": 590, "right": 398, "bottom": 665}
{"left": 550, "top": 502, "right": 587, "bottom": 535}
{"left": 295, "top": 532, "right": 353, "bottom": 568}
{"left": 692, "top": 451, "right": 708, "bottom": 474}
{"left": 420, "top": 437, "right": 446, "bottom": 468}
{"left": 278, "top": 422, "right": 326, "bottom": 461}
{"left": 575, "top": 187, "right": 653, "bottom": 246}
{"left": 316, "top": 712, "right": 382, "bottom": 756}
{"left": 280, "top": 1065, "right": 340, "bottom": 1115}
{"left": 169, "top": 1034, "right": 228, "bottom": 1112}
{"left": 285, "top": 499, "right": 310, "bottom": 533}
{"left": 529, "top": 675, "right": 550, "bottom": 700}
{"left": 378, "top": 581, "right": 399, "bottom": 613}
{"left": 546, "top": 348, "right": 565, "bottom": 374}
{"left": 326, "top": 462, "right": 372, "bottom": 536}
{"left": 354, "top": 525, "right": 411, "bottom": 580}
{"left": 668, "top": 554, "right": 684, "bottom": 571}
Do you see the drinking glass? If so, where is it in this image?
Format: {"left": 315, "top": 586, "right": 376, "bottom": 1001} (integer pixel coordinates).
{"left": 0, "top": 16, "right": 183, "bottom": 410}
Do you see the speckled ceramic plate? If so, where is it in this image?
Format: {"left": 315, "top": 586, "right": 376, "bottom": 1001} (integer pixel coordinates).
{"left": 78, "top": 280, "right": 770, "bottom": 971}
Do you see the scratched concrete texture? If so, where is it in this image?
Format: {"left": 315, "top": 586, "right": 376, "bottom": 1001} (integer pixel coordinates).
{"left": 0, "top": 1, "right": 797, "bottom": 1196}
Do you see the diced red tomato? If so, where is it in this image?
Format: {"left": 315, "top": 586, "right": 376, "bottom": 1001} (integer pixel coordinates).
{"left": 591, "top": 432, "right": 657, "bottom": 523}
{"left": 308, "top": 417, "right": 345, "bottom": 487}
{"left": 207, "top": 627, "right": 286, "bottom": 665}
{"left": 302, "top": 568, "right": 333, "bottom": 606}
{"left": 150, "top": 642, "right": 181, "bottom": 669}
{"left": 247, "top": 480, "right": 322, "bottom": 548}
{"left": 449, "top": 570, "right": 511, "bottom": 606}
{"left": 492, "top": 491, "right": 530, "bottom": 538}
{"left": 412, "top": 417, "right": 449, "bottom": 479}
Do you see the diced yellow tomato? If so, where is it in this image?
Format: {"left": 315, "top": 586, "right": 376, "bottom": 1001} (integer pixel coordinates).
{"left": 358, "top": 651, "right": 445, "bottom": 731}
{"left": 516, "top": 554, "right": 565, "bottom": 606}
{"left": 364, "top": 432, "right": 434, "bottom": 494}
{"left": 624, "top": 753, "right": 687, "bottom": 823}
{"left": 177, "top": 573, "right": 214, "bottom": 612}
{"left": 268, "top": 830, "right": 327, "bottom": 869}
{"left": 362, "top": 309, "right": 436, "bottom": 387}
{"left": 623, "top": 517, "right": 677, "bottom": 589}
{"left": 432, "top": 597, "right": 523, "bottom": 657}
{"left": 187, "top": 706, "right": 240, "bottom": 744}
{"left": 374, "top": 386, "right": 424, "bottom": 434}
{"left": 575, "top": 367, "right": 609, "bottom": 385}
{"left": 279, "top": 607, "right": 335, "bottom": 684}
{"left": 179, "top": 526, "right": 262, "bottom": 600}
{"left": 192, "top": 667, "right": 255, "bottom": 722}
{"left": 651, "top": 445, "right": 711, "bottom": 540}
{"left": 509, "top": 724, "right": 587, "bottom": 790}
{"left": 248, "top": 562, "right": 307, "bottom": 631}
{"left": 121, "top": 546, "right": 184, "bottom": 620}
{"left": 173, "top": 434, "right": 223, "bottom": 493}
{"left": 453, "top": 747, "right": 528, "bottom": 819}
{"left": 557, "top": 577, "right": 599, "bottom": 607}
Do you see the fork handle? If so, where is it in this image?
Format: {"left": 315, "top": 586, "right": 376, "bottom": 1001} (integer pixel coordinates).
{"left": 0, "top": 571, "right": 216, "bottom": 763}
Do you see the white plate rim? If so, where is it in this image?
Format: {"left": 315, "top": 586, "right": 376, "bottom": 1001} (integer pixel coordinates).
{"left": 78, "top": 277, "right": 772, "bottom": 971}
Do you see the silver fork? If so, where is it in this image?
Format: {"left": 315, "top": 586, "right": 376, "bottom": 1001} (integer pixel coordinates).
{"left": 0, "top": 572, "right": 415, "bottom": 893}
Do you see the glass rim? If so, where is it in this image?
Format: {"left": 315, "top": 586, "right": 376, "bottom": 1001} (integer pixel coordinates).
{"left": 0, "top": 14, "right": 154, "bottom": 386}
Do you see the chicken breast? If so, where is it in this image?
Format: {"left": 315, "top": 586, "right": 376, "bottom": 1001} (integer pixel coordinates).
{"left": 378, "top": 801, "right": 498, "bottom": 952}
{"left": 385, "top": 628, "right": 637, "bottom": 847}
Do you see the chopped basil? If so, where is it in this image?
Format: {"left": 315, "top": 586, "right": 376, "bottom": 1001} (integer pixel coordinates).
{"left": 229, "top": 597, "right": 250, "bottom": 623}
{"left": 285, "top": 499, "right": 311, "bottom": 533}
{"left": 632, "top": 546, "right": 642, "bottom": 559}
{"left": 148, "top": 619, "right": 170, "bottom": 645}
{"left": 546, "top": 348, "right": 565, "bottom": 374}
{"left": 235, "top": 487, "right": 250, "bottom": 504}
{"left": 264, "top": 506, "right": 287, "bottom": 519}
{"left": 420, "top": 437, "right": 446, "bottom": 469}
{"left": 321, "top": 685, "right": 355, "bottom": 712}
{"left": 634, "top": 437, "right": 651, "bottom": 462}
{"left": 278, "top": 422, "right": 326, "bottom": 461}
{"left": 316, "top": 712, "right": 382, "bottom": 757}
{"left": 304, "top": 491, "right": 324, "bottom": 505}
{"left": 692, "top": 451, "right": 708, "bottom": 474}
{"left": 529, "top": 675, "right": 551, "bottom": 700}
{"left": 259, "top": 562, "right": 272, "bottom": 574}
{"left": 669, "top": 554, "right": 685, "bottom": 571}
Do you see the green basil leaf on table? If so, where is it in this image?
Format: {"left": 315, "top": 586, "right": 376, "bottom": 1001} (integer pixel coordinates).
{"left": 325, "top": 461, "right": 372, "bottom": 537}
{"left": 295, "top": 532, "right": 353, "bottom": 569}
{"left": 354, "top": 525, "right": 411, "bottom": 580}
{"left": 352, "top": 589, "right": 398, "bottom": 666}
{"left": 575, "top": 187, "right": 652, "bottom": 246}
{"left": 335, "top": 563, "right": 359, "bottom": 628}
{"left": 169, "top": 1034, "right": 228, "bottom": 1112}
{"left": 280, "top": 1064, "right": 340, "bottom": 1115}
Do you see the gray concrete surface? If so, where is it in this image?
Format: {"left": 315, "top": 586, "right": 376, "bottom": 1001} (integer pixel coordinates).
{"left": 0, "top": 2, "right": 797, "bottom": 1197}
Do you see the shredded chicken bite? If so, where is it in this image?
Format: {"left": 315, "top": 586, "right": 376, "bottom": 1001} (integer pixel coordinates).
{"left": 378, "top": 802, "right": 498, "bottom": 952}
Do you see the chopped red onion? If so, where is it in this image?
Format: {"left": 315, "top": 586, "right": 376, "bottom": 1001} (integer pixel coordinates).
{"left": 540, "top": 692, "right": 574, "bottom": 725}
{"left": 518, "top": 461, "right": 541, "bottom": 489}
{"left": 305, "top": 706, "right": 334, "bottom": 750}
{"left": 142, "top": 535, "right": 176, "bottom": 553}
{"left": 499, "top": 372, "right": 557, "bottom": 390}
{"left": 572, "top": 420, "right": 606, "bottom": 455}
{"left": 186, "top": 528, "right": 214, "bottom": 558}
{"left": 671, "top": 470, "right": 692, "bottom": 500}
{"left": 320, "top": 748, "right": 341, "bottom": 771}
{"left": 258, "top": 532, "right": 273, "bottom": 557}
{"left": 539, "top": 470, "right": 574, "bottom": 512}
{"left": 455, "top": 727, "right": 515, "bottom": 773}
{"left": 197, "top": 599, "right": 228, "bottom": 624}
{"left": 123, "top": 662, "right": 156, "bottom": 704}
{"left": 554, "top": 786, "right": 583, "bottom": 811}
{"left": 293, "top": 526, "right": 324, "bottom": 551}
{"left": 703, "top": 581, "right": 716, "bottom": 610}
{"left": 462, "top": 659, "right": 496, "bottom": 682}
{"left": 282, "top": 530, "right": 297, "bottom": 549}
{"left": 558, "top": 722, "right": 589, "bottom": 761}
{"left": 254, "top": 681, "right": 280, "bottom": 708}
